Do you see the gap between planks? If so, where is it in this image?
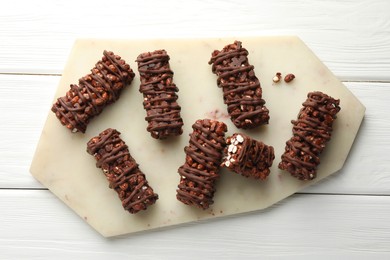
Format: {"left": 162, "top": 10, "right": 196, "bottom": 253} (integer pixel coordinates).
{"left": 0, "top": 72, "right": 61, "bottom": 77}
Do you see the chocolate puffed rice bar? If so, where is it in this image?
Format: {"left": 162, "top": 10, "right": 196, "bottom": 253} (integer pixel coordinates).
{"left": 278, "top": 91, "right": 341, "bottom": 180}
{"left": 176, "top": 119, "right": 227, "bottom": 210}
{"left": 87, "top": 128, "right": 158, "bottom": 214}
{"left": 52, "top": 50, "right": 135, "bottom": 133}
{"left": 222, "top": 133, "right": 274, "bottom": 180}
{"left": 136, "top": 50, "right": 184, "bottom": 139}
{"left": 209, "top": 41, "right": 270, "bottom": 129}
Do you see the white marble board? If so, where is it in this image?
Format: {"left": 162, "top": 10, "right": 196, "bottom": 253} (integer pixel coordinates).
{"left": 30, "top": 36, "right": 365, "bottom": 237}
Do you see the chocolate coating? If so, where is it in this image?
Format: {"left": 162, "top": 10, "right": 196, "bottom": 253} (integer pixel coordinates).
{"left": 278, "top": 91, "right": 341, "bottom": 180}
{"left": 222, "top": 133, "right": 274, "bottom": 180}
{"left": 176, "top": 119, "right": 227, "bottom": 210}
{"left": 209, "top": 41, "right": 269, "bottom": 129}
{"left": 52, "top": 51, "right": 135, "bottom": 133}
{"left": 87, "top": 128, "right": 158, "bottom": 214}
{"left": 136, "top": 50, "right": 183, "bottom": 139}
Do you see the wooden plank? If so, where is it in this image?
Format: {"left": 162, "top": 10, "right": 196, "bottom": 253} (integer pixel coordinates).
{"left": 0, "top": 74, "right": 57, "bottom": 188}
{"left": 0, "top": 74, "right": 389, "bottom": 195}
{"left": 1, "top": 189, "right": 389, "bottom": 258}
{"left": 0, "top": 0, "right": 389, "bottom": 80}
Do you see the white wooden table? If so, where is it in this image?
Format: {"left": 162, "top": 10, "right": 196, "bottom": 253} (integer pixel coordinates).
{"left": 1, "top": 0, "right": 389, "bottom": 258}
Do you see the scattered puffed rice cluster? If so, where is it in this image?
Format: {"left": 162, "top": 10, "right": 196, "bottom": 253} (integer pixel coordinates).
{"left": 272, "top": 72, "right": 295, "bottom": 84}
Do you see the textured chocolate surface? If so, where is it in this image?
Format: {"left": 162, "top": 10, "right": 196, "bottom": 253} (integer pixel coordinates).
{"left": 87, "top": 128, "right": 158, "bottom": 214}
{"left": 52, "top": 50, "right": 135, "bottom": 133}
{"left": 278, "top": 91, "right": 341, "bottom": 180}
{"left": 136, "top": 50, "right": 183, "bottom": 139}
{"left": 209, "top": 41, "right": 269, "bottom": 129}
{"left": 223, "top": 133, "right": 274, "bottom": 180}
{"left": 176, "top": 119, "right": 227, "bottom": 210}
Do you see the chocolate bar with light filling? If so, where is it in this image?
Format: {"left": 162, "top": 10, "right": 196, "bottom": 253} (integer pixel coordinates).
{"left": 136, "top": 50, "right": 184, "bottom": 139}
{"left": 278, "top": 91, "right": 341, "bottom": 180}
{"left": 87, "top": 128, "right": 158, "bottom": 214}
{"left": 52, "top": 50, "right": 135, "bottom": 133}
{"left": 222, "top": 133, "right": 274, "bottom": 180}
{"left": 208, "top": 41, "right": 269, "bottom": 129}
{"left": 176, "top": 119, "right": 227, "bottom": 210}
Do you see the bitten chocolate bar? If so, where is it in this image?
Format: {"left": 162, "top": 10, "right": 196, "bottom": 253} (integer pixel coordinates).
{"left": 87, "top": 128, "right": 158, "bottom": 214}
{"left": 176, "top": 119, "right": 227, "bottom": 210}
{"left": 136, "top": 50, "right": 184, "bottom": 139}
{"left": 278, "top": 91, "right": 341, "bottom": 180}
{"left": 209, "top": 41, "right": 269, "bottom": 129}
{"left": 222, "top": 133, "right": 274, "bottom": 180}
{"left": 52, "top": 50, "right": 135, "bottom": 133}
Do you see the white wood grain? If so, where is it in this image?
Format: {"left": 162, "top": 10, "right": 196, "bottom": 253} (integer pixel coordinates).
{"left": 0, "top": 74, "right": 56, "bottom": 188}
{"left": 1, "top": 0, "right": 390, "bottom": 258}
{"left": 1, "top": 189, "right": 389, "bottom": 259}
{"left": 0, "top": 0, "right": 389, "bottom": 81}
{"left": 1, "top": 74, "right": 388, "bottom": 195}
